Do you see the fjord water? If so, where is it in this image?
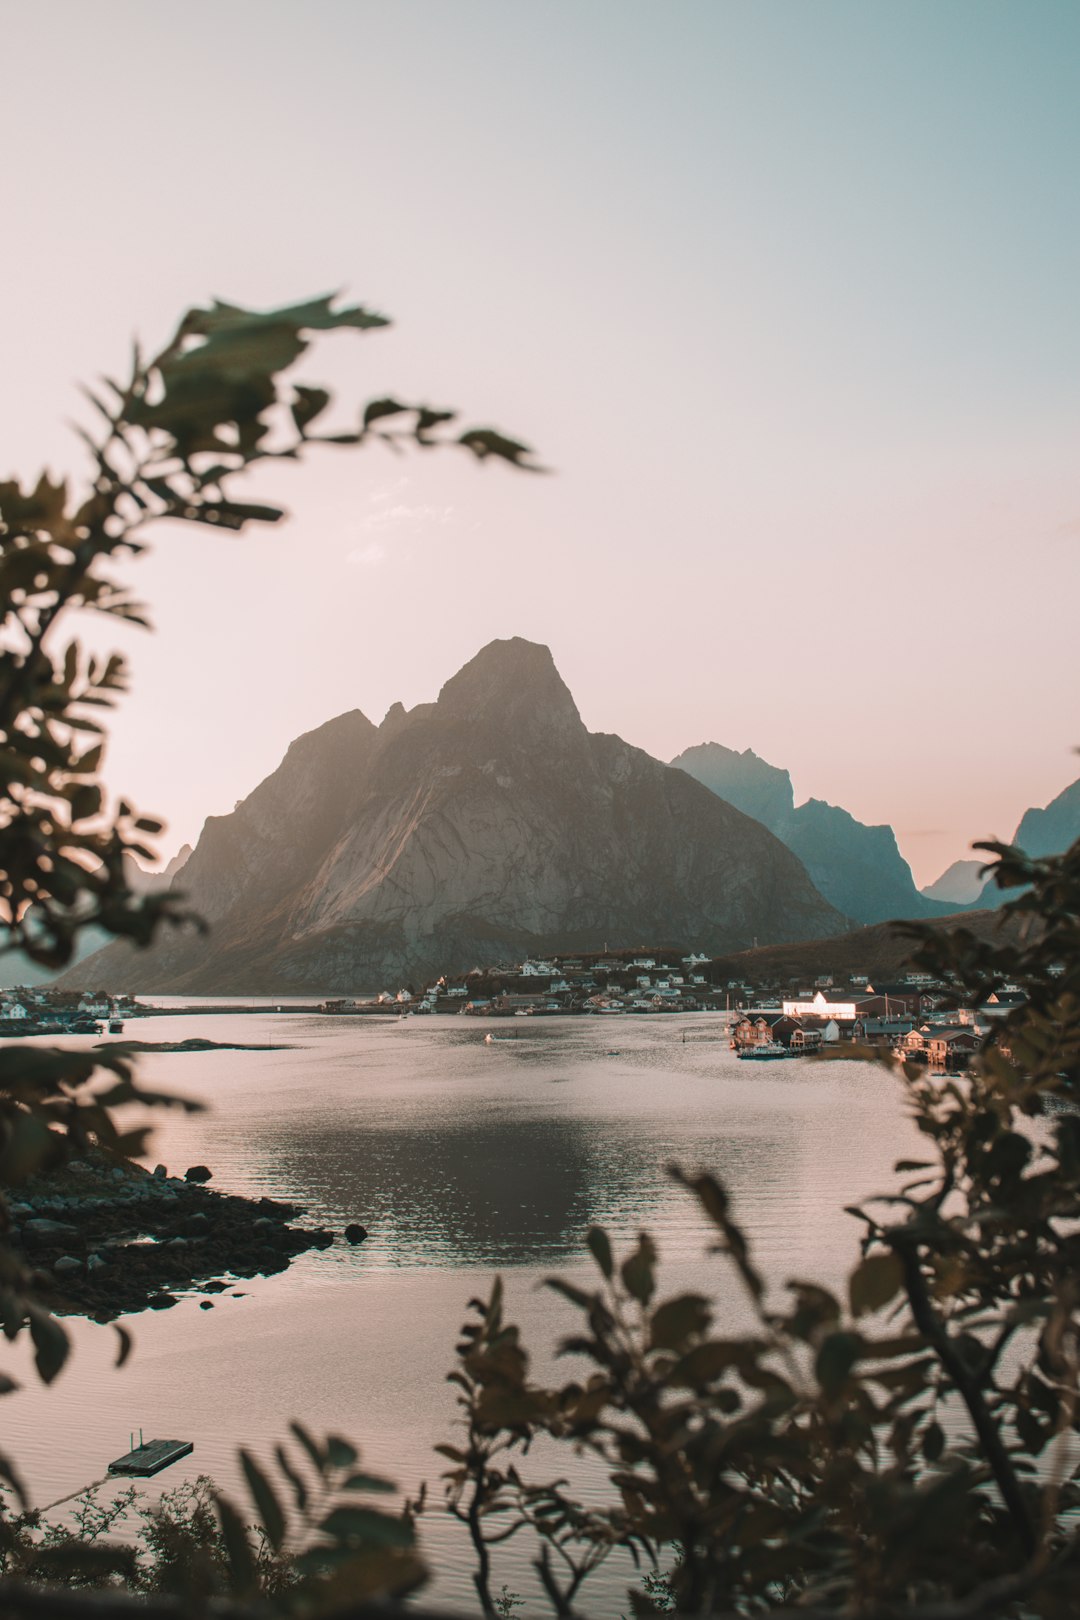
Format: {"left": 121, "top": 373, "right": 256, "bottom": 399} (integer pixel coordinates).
{"left": 5, "top": 1011, "right": 915, "bottom": 1611}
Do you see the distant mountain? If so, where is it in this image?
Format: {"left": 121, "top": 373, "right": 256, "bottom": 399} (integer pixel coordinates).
{"left": 671, "top": 742, "right": 955, "bottom": 925}
{"left": 1014, "top": 777, "right": 1080, "bottom": 858}
{"left": 0, "top": 845, "right": 192, "bottom": 989}
{"left": 671, "top": 743, "right": 794, "bottom": 829}
{"left": 62, "top": 640, "right": 846, "bottom": 994}
{"left": 922, "top": 859, "right": 986, "bottom": 906}
{"left": 977, "top": 776, "right": 1080, "bottom": 908}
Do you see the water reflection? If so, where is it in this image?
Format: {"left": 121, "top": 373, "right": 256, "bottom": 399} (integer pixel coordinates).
{"left": 131, "top": 1013, "right": 878, "bottom": 1275}
{"left": 267, "top": 1114, "right": 599, "bottom": 1264}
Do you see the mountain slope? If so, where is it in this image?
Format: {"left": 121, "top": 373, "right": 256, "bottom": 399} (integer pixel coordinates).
{"left": 977, "top": 776, "right": 1080, "bottom": 908}
{"left": 67, "top": 640, "right": 846, "bottom": 993}
{"left": 922, "top": 859, "right": 986, "bottom": 906}
{"left": 671, "top": 742, "right": 952, "bottom": 925}
{"left": 706, "top": 906, "right": 1023, "bottom": 989}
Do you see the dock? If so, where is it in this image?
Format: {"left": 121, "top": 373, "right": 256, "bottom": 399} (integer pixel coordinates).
{"left": 108, "top": 1439, "right": 194, "bottom": 1477}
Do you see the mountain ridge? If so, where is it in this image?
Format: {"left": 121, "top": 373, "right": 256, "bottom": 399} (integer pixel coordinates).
{"left": 670, "top": 741, "right": 954, "bottom": 925}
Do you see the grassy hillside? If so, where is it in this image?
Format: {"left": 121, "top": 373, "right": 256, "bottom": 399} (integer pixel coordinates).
{"left": 706, "top": 907, "right": 1022, "bottom": 988}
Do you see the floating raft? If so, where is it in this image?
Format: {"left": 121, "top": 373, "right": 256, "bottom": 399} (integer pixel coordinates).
{"left": 108, "top": 1439, "right": 194, "bottom": 1477}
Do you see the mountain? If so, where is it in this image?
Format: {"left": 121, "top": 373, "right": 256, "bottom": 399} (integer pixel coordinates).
{"left": 922, "top": 859, "right": 986, "bottom": 906}
{"left": 977, "top": 776, "right": 1080, "bottom": 908}
{"left": 670, "top": 743, "right": 794, "bottom": 829}
{"left": 63, "top": 640, "right": 846, "bottom": 994}
{"left": 670, "top": 742, "right": 954, "bottom": 925}
{"left": 1014, "top": 777, "right": 1080, "bottom": 858}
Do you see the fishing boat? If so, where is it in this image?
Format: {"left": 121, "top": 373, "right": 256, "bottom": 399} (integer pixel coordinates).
{"left": 736, "top": 1041, "right": 797, "bottom": 1061}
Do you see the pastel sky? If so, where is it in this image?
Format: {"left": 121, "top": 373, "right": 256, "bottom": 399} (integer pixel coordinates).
{"left": 3, "top": 0, "right": 1078, "bottom": 886}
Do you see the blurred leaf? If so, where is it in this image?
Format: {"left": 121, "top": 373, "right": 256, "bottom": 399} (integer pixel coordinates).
{"left": 586, "top": 1225, "right": 614, "bottom": 1279}
{"left": 240, "top": 1448, "right": 286, "bottom": 1550}
{"left": 849, "top": 1253, "right": 905, "bottom": 1317}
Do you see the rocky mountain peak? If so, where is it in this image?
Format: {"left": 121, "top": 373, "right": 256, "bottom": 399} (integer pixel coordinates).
{"left": 435, "top": 637, "right": 582, "bottom": 739}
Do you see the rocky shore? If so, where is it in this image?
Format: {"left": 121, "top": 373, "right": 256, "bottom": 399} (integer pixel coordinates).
{"left": 8, "top": 1158, "right": 362, "bottom": 1321}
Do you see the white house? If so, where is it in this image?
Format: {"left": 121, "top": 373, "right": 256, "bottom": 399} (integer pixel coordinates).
{"left": 782, "top": 990, "right": 858, "bottom": 1020}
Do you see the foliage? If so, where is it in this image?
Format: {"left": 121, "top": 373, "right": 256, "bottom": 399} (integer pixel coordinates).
{"left": 1, "top": 1443, "right": 416, "bottom": 1607}
{"left": 0, "top": 293, "right": 535, "bottom": 1607}
{"left": 429, "top": 837, "right": 1080, "bottom": 1617}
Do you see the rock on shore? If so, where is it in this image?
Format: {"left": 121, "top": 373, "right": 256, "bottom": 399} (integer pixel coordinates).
{"left": 8, "top": 1159, "right": 340, "bottom": 1321}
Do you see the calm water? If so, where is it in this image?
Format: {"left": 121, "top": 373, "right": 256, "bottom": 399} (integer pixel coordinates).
{"left": 4, "top": 1011, "right": 918, "bottom": 1612}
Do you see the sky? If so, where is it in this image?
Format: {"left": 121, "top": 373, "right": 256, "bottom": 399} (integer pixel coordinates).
{"left": 2, "top": 0, "right": 1078, "bottom": 886}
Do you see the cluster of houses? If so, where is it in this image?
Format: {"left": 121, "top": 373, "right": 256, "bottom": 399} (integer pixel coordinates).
{"left": 322, "top": 953, "right": 734, "bottom": 1017}
{"left": 731, "top": 980, "right": 1027, "bottom": 1070}
{"left": 411, "top": 953, "right": 722, "bottom": 1017}
{"left": 0, "top": 988, "right": 132, "bottom": 1036}
{"left": 320, "top": 958, "right": 1026, "bottom": 1072}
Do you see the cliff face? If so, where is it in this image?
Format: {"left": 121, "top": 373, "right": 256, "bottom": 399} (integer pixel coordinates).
{"left": 671, "top": 742, "right": 955, "bottom": 925}
{"left": 71, "top": 640, "right": 845, "bottom": 993}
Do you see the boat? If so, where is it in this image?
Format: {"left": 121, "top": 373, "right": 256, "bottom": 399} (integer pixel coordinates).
{"left": 108, "top": 1019, "right": 124, "bottom": 1033}
{"left": 736, "top": 1042, "right": 797, "bottom": 1061}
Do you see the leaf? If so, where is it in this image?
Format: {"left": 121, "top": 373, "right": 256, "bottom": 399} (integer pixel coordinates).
{"left": 458, "top": 427, "right": 538, "bottom": 468}
{"left": 923, "top": 1419, "right": 945, "bottom": 1461}
{"left": 415, "top": 407, "right": 456, "bottom": 438}
{"left": 545, "top": 1277, "right": 595, "bottom": 1310}
{"left": 273, "top": 1444, "right": 309, "bottom": 1514}
{"left": 586, "top": 1226, "right": 614, "bottom": 1279}
{"left": 291, "top": 385, "right": 331, "bottom": 432}
{"left": 240, "top": 1449, "right": 287, "bottom": 1550}
{"left": 181, "top": 501, "right": 286, "bottom": 531}
{"left": 318, "top": 1505, "right": 413, "bottom": 1548}
{"left": 325, "top": 1433, "right": 357, "bottom": 1470}
{"left": 670, "top": 1338, "right": 765, "bottom": 1387}
{"left": 0, "top": 1447, "right": 29, "bottom": 1509}
{"left": 70, "top": 784, "right": 102, "bottom": 822}
{"left": 289, "top": 1419, "right": 327, "bottom": 1472}
{"left": 343, "top": 1470, "right": 396, "bottom": 1494}
{"left": 815, "top": 1331, "right": 860, "bottom": 1396}
{"left": 849, "top": 1253, "right": 905, "bottom": 1318}
{"left": 648, "top": 1293, "right": 711, "bottom": 1352}
{"left": 214, "top": 1494, "right": 256, "bottom": 1593}
{"left": 28, "top": 1308, "right": 70, "bottom": 1385}
{"left": 363, "top": 397, "right": 410, "bottom": 428}
{"left": 620, "top": 1234, "right": 657, "bottom": 1306}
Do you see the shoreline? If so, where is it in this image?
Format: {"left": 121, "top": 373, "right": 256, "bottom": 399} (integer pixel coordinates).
{"left": 8, "top": 1158, "right": 354, "bottom": 1322}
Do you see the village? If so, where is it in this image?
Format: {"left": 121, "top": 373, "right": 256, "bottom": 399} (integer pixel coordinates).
{"left": 320, "top": 949, "right": 1027, "bottom": 1072}
{"left": 0, "top": 988, "right": 135, "bottom": 1038}
{"left": 2, "top": 958, "right": 1027, "bottom": 1073}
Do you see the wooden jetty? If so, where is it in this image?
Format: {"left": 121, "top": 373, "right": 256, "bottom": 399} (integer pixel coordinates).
{"left": 108, "top": 1439, "right": 194, "bottom": 1477}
